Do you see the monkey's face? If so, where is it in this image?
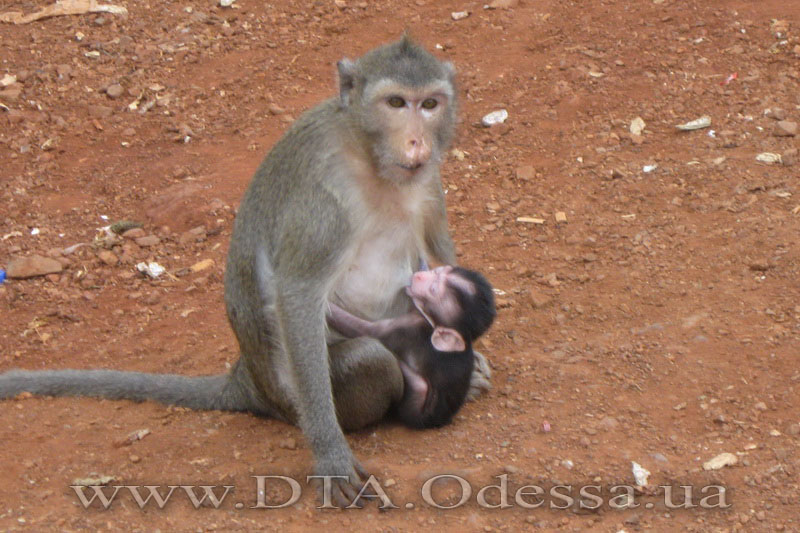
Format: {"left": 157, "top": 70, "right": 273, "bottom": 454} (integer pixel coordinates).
{"left": 406, "top": 266, "right": 473, "bottom": 327}
{"left": 362, "top": 82, "right": 455, "bottom": 183}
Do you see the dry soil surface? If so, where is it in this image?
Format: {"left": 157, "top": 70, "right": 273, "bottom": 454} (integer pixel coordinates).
{"left": 1, "top": 0, "right": 799, "bottom": 531}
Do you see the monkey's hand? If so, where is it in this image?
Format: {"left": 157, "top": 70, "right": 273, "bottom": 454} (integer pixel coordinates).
{"left": 312, "top": 451, "right": 372, "bottom": 508}
{"left": 465, "top": 350, "right": 492, "bottom": 401}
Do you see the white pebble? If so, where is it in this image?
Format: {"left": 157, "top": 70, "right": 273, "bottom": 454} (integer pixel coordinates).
{"left": 481, "top": 109, "right": 508, "bottom": 127}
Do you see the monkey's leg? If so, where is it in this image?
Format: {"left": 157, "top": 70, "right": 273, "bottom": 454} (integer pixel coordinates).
{"left": 329, "top": 337, "right": 403, "bottom": 432}
{"left": 465, "top": 350, "right": 492, "bottom": 401}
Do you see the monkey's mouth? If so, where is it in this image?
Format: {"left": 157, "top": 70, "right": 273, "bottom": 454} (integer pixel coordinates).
{"left": 397, "top": 162, "right": 424, "bottom": 172}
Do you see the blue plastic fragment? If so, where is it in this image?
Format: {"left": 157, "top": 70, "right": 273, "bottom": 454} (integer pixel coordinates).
{"left": 0, "top": 269, "right": 5, "bottom": 284}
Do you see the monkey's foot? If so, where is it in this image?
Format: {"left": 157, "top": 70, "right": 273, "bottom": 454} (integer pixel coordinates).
{"left": 465, "top": 350, "right": 491, "bottom": 401}
{"left": 313, "top": 452, "right": 372, "bottom": 508}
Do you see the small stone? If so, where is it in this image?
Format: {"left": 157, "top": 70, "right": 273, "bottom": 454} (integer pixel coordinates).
{"left": 56, "top": 64, "right": 72, "bottom": 80}
{"left": 267, "top": 103, "right": 285, "bottom": 115}
{"left": 450, "top": 148, "right": 466, "bottom": 161}
{"left": 782, "top": 148, "right": 798, "bottom": 167}
{"left": 598, "top": 416, "right": 620, "bottom": 431}
{"left": 765, "top": 108, "right": 787, "bottom": 121}
{"left": 451, "top": 11, "right": 470, "bottom": 20}
{"left": 754, "top": 401, "right": 768, "bottom": 411}
{"left": 541, "top": 273, "right": 560, "bottom": 287}
{"left": 625, "top": 514, "right": 642, "bottom": 526}
{"left": 190, "top": 259, "right": 214, "bottom": 273}
{"left": 515, "top": 165, "right": 535, "bottom": 180}
{"left": 756, "top": 152, "right": 782, "bottom": 164}
{"left": 629, "top": 116, "right": 646, "bottom": 136}
{"left": 675, "top": 116, "right": 711, "bottom": 131}
{"left": 481, "top": 109, "right": 508, "bottom": 127}
{"left": 88, "top": 105, "right": 113, "bottom": 119}
{"left": 748, "top": 261, "right": 770, "bottom": 272}
{"left": 130, "top": 454, "right": 141, "bottom": 463}
{"left": 703, "top": 452, "right": 737, "bottom": 471}
{"left": 0, "top": 84, "right": 23, "bottom": 102}
{"left": 97, "top": 250, "right": 119, "bottom": 266}
{"left": 106, "top": 83, "right": 124, "bottom": 99}
{"left": 6, "top": 109, "right": 24, "bottom": 124}
{"left": 773, "top": 121, "right": 797, "bottom": 137}
{"left": 7, "top": 255, "right": 63, "bottom": 279}
{"left": 0, "top": 73, "right": 16, "bottom": 87}
{"left": 529, "top": 289, "right": 552, "bottom": 309}
{"left": 135, "top": 235, "right": 160, "bottom": 247}
{"left": 787, "top": 423, "right": 800, "bottom": 436}
{"left": 554, "top": 211, "right": 567, "bottom": 223}
{"left": 488, "top": 0, "right": 519, "bottom": 8}
{"left": 122, "top": 227, "right": 146, "bottom": 239}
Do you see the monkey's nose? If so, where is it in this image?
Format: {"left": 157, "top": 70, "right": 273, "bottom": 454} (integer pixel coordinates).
{"left": 406, "top": 138, "right": 431, "bottom": 166}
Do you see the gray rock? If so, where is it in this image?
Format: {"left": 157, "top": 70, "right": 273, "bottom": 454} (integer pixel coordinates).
{"left": 106, "top": 83, "right": 124, "bottom": 99}
{"left": 773, "top": 120, "right": 797, "bottom": 137}
{"left": 135, "top": 235, "right": 161, "bottom": 247}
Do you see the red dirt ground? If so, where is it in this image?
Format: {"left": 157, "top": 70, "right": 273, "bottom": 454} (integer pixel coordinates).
{"left": 1, "top": 0, "right": 799, "bottom": 531}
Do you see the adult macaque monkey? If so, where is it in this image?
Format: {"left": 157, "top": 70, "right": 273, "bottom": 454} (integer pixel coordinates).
{"left": 0, "top": 37, "right": 491, "bottom": 506}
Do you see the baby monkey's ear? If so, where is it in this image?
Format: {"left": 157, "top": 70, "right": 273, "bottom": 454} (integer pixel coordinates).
{"left": 431, "top": 327, "right": 466, "bottom": 353}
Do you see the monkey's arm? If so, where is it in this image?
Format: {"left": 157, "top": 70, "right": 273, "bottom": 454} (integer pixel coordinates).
{"left": 265, "top": 188, "right": 369, "bottom": 506}
{"left": 327, "top": 304, "right": 421, "bottom": 351}
{"left": 327, "top": 303, "right": 385, "bottom": 339}
{"left": 424, "top": 179, "right": 457, "bottom": 265}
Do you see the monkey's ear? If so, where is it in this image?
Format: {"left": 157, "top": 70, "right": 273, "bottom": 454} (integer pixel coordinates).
{"left": 442, "top": 61, "right": 456, "bottom": 83}
{"left": 431, "top": 327, "right": 466, "bottom": 353}
{"left": 337, "top": 59, "right": 356, "bottom": 108}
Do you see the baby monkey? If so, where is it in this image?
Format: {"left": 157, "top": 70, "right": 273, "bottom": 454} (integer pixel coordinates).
{"left": 328, "top": 265, "right": 496, "bottom": 429}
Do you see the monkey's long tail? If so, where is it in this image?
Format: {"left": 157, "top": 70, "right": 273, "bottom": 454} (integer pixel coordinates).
{"left": 0, "top": 369, "right": 248, "bottom": 412}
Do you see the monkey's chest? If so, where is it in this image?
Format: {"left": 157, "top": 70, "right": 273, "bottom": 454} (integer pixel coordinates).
{"left": 332, "top": 223, "right": 421, "bottom": 322}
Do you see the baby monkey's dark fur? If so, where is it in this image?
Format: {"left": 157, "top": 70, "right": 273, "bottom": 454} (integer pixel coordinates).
{"left": 328, "top": 267, "right": 495, "bottom": 428}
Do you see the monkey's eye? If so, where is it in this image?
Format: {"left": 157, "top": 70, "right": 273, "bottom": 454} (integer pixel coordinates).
{"left": 387, "top": 96, "right": 406, "bottom": 108}
{"left": 421, "top": 98, "right": 438, "bottom": 110}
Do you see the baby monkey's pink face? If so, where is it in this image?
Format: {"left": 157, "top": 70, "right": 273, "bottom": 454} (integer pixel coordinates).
{"left": 406, "top": 266, "right": 474, "bottom": 326}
